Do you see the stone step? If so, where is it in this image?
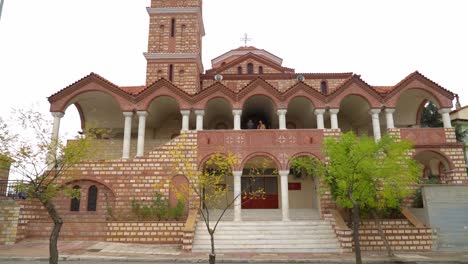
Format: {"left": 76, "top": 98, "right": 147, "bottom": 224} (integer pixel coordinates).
{"left": 192, "top": 244, "right": 341, "bottom": 252}
{"left": 193, "top": 238, "right": 340, "bottom": 245}
{"left": 198, "top": 220, "right": 327, "bottom": 226}
{"left": 192, "top": 248, "right": 341, "bottom": 253}
{"left": 194, "top": 233, "right": 337, "bottom": 240}
{"left": 195, "top": 225, "right": 331, "bottom": 231}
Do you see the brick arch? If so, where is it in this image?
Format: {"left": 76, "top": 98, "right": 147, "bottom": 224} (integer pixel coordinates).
{"left": 192, "top": 84, "right": 236, "bottom": 109}
{"left": 51, "top": 88, "right": 130, "bottom": 113}
{"left": 62, "top": 178, "right": 116, "bottom": 198}
{"left": 282, "top": 83, "right": 326, "bottom": 109}
{"left": 285, "top": 95, "right": 317, "bottom": 109}
{"left": 286, "top": 152, "right": 324, "bottom": 169}
{"left": 240, "top": 152, "right": 282, "bottom": 171}
{"left": 413, "top": 149, "right": 455, "bottom": 171}
{"left": 390, "top": 87, "right": 444, "bottom": 109}
{"left": 135, "top": 80, "right": 193, "bottom": 110}
{"left": 237, "top": 79, "right": 283, "bottom": 108}
{"left": 199, "top": 95, "right": 234, "bottom": 111}
{"left": 327, "top": 78, "right": 382, "bottom": 109}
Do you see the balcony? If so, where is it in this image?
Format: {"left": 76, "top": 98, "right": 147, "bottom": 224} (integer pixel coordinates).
{"left": 398, "top": 127, "right": 455, "bottom": 146}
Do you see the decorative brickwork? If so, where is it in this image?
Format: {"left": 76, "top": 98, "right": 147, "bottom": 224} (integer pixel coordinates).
{"left": 0, "top": 198, "right": 20, "bottom": 245}
{"left": 106, "top": 222, "right": 184, "bottom": 244}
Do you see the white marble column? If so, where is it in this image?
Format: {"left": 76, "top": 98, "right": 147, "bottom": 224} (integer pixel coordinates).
{"left": 181, "top": 110, "right": 190, "bottom": 132}
{"left": 438, "top": 108, "right": 452, "bottom": 128}
{"left": 136, "top": 111, "right": 148, "bottom": 157}
{"left": 122, "top": 112, "right": 133, "bottom": 159}
{"left": 51, "top": 112, "right": 64, "bottom": 144}
{"left": 314, "top": 109, "right": 325, "bottom": 129}
{"left": 233, "top": 170, "right": 242, "bottom": 221}
{"left": 329, "top": 109, "right": 340, "bottom": 129}
{"left": 195, "top": 110, "right": 205, "bottom": 131}
{"left": 279, "top": 170, "right": 290, "bottom": 221}
{"left": 277, "top": 109, "right": 287, "bottom": 130}
{"left": 370, "top": 109, "right": 382, "bottom": 141}
{"left": 233, "top": 109, "right": 242, "bottom": 130}
{"left": 385, "top": 108, "right": 395, "bottom": 129}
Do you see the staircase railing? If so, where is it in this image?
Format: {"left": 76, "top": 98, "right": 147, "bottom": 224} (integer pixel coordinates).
{"left": 0, "top": 180, "right": 28, "bottom": 199}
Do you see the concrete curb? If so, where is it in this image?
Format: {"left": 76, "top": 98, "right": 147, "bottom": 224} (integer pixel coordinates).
{"left": 1, "top": 255, "right": 468, "bottom": 263}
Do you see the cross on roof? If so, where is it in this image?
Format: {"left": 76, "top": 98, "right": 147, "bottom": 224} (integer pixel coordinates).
{"left": 240, "top": 33, "right": 252, "bottom": 47}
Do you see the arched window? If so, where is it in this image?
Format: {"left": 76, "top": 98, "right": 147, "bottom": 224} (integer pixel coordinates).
{"left": 87, "top": 185, "right": 98, "bottom": 212}
{"left": 247, "top": 63, "right": 254, "bottom": 74}
{"left": 320, "top": 81, "right": 328, "bottom": 94}
{"left": 258, "top": 66, "right": 264, "bottom": 74}
{"left": 170, "top": 18, "right": 176, "bottom": 37}
{"left": 70, "top": 185, "right": 81, "bottom": 212}
{"left": 237, "top": 66, "right": 243, "bottom": 74}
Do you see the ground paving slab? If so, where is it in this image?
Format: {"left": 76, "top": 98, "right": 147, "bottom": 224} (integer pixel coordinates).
{"left": 0, "top": 239, "right": 467, "bottom": 263}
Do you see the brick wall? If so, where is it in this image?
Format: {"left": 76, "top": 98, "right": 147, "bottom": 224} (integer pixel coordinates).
{"left": 106, "top": 222, "right": 184, "bottom": 244}
{"left": 0, "top": 198, "right": 20, "bottom": 245}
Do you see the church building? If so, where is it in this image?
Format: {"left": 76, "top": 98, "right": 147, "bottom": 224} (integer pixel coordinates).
{"left": 5, "top": 0, "right": 467, "bottom": 253}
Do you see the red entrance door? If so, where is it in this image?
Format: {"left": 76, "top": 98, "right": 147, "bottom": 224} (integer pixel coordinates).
{"left": 241, "top": 176, "right": 279, "bottom": 209}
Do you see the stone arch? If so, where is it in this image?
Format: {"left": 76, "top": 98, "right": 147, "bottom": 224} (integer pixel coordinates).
{"left": 338, "top": 94, "right": 377, "bottom": 136}
{"left": 393, "top": 88, "right": 443, "bottom": 128}
{"left": 147, "top": 95, "right": 182, "bottom": 141}
{"left": 240, "top": 152, "right": 281, "bottom": 172}
{"left": 413, "top": 150, "right": 454, "bottom": 183}
{"left": 204, "top": 97, "right": 234, "bottom": 130}
{"left": 241, "top": 95, "right": 278, "bottom": 129}
{"left": 286, "top": 152, "right": 324, "bottom": 169}
{"left": 286, "top": 96, "right": 316, "bottom": 129}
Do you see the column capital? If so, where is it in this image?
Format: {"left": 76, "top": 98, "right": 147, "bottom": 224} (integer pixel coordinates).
{"left": 233, "top": 170, "right": 243, "bottom": 177}
{"left": 369, "top": 109, "right": 381, "bottom": 115}
{"left": 384, "top": 108, "right": 396, "bottom": 114}
{"left": 438, "top": 108, "right": 451, "bottom": 114}
{"left": 137, "top": 111, "right": 148, "bottom": 117}
{"left": 194, "top": 110, "right": 205, "bottom": 116}
{"left": 278, "top": 170, "right": 290, "bottom": 177}
{"left": 180, "top": 110, "right": 191, "bottom": 116}
{"left": 232, "top": 109, "right": 242, "bottom": 116}
{"left": 277, "top": 109, "right": 287, "bottom": 115}
{"left": 314, "top": 109, "right": 326, "bottom": 115}
{"left": 51, "top": 112, "right": 65, "bottom": 118}
{"left": 329, "top": 108, "right": 340, "bottom": 115}
{"left": 123, "top": 112, "right": 134, "bottom": 117}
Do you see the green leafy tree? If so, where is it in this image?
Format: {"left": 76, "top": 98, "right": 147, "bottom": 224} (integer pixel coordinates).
{"left": 169, "top": 136, "right": 264, "bottom": 264}
{"left": 0, "top": 110, "right": 93, "bottom": 264}
{"left": 322, "top": 132, "right": 421, "bottom": 264}
{"left": 420, "top": 101, "right": 443, "bottom": 128}
{"left": 455, "top": 124, "right": 468, "bottom": 143}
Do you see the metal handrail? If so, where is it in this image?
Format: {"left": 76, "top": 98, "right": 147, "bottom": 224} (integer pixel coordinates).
{"left": 0, "top": 180, "right": 27, "bottom": 199}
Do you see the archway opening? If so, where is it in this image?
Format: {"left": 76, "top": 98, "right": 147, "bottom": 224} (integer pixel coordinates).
{"left": 147, "top": 96, "right": 181, "bottom": 142}
{"left": 169, "top": 175, "right": 189, "bottom": 216}
{"left": 394, "top": 89, "right": 441, "bottom": 128}
{"left": 288, "top": 155, "right": 321, "bottom": 209}
{"left": 338, "top": 95, "right": 375, "bottom": 136}
{"left": 414, "top": 151, "right": 451, "bottom": 183}
{"left": 205, "top": 98, "right": 233, "bottom": 130}
{"left": 242, "top": 95, "right": 277, "bottom": 129}
{"left": 286, "top": 97, "right": 316, "bottom": 129}
{"left": 242, "top": 155, "right": 279, "bottom": 209}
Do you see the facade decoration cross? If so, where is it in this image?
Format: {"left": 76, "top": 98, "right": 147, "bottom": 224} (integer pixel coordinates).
{"left": 240, "top": 33, "right": 252, "bottom": 47}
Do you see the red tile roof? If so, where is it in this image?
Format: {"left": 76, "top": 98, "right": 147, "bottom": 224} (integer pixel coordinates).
{"left": 120, "top": 86, "right": 146, "bottom": 95}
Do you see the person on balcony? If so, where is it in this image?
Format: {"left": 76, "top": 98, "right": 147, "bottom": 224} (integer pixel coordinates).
{"left": 247, "top": 119, "right": 255, "bottom": 129}
{"left": 257, "top": 120, "right": 266, "bottom": 129}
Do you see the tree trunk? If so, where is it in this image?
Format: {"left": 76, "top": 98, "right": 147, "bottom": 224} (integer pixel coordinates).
{"left": 372, "top": 210, "right": 394, "bottom": 257}
{"left": 209, "top": 230, "right": 216, "bottom": 264}
{"left": 352, "top": 203, "right": 362, "bottom": 264}
{"left": 43, "top": 201, "right": 63, "bottom": 264}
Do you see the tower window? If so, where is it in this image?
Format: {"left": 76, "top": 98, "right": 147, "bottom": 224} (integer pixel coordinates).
{"left": 237, "top": 66, "right": 243, "bottom": 74}
{"left": 247, "top": 63, "right": 254, "bottom": 74}
{"left": 171, "top": 18, "right": 176, "bottom": 37}
{"left": 258, "top": 66, "right": 264, "bottom": 74}
{"left": 70, "top": 185, "right": 81, "bottom": 212}
{"left": 169, "top": 64, "right": 174, "bottom": 81}
{"left": 321, "top": 81, "right": 328, "bottom": 94}
{"left": 87, "top": 185, "right": 98, "bottom": 212}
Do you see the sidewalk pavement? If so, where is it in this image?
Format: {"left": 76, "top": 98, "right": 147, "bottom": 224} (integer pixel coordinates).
{"left": 1, "top": 239, "right": 468, "bottom": 263}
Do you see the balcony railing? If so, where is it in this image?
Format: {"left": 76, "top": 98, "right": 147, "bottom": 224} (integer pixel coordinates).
{"left": 0, "top": 180, "right": 27, "bottom": 199}
{"left": 399, "top": 127, "right": 449, "bottom": 146}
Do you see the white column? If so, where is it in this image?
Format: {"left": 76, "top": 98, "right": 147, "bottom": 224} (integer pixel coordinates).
{"left": 195, "top": 110, "right": 205, "bottom": 131}
{"left": 122, "top": 112, "right": 133, "bottom": 160}
{"left": 233, "top": 170, "right": 242, "bottom": 221}
{"left": 136, "top": 111, "right": 148, "bottom": 157}
{"left": 48, "top": 112, "right": 64, "bottom": 169}
{"left": 233, "top": 109, "right": 242, "bottom": 130}
{"left": 314, "top": 109, "right": 325, "bottom": 129}
{"left": 279, "top": 170, "right": 290, "bottom": 221}
{"left": 385, "top": 108, "right": 395, "bottom": 129}
{"left": 370, "top": 109, "right": 382, "bottom": 141}
{"left": 277, "top": 109, "right": 287, "bottom": 130}
{"left": 181, "top": 110, "right": 190, "bottom": 132}
{"left": 51, "top": 112, "right": 64, "bottom": 143}
{"left": 438, "top": 108, "right": 452, "bottom": 128}
{"left": 329, "top": 109, "right": 340, "bottom": 129}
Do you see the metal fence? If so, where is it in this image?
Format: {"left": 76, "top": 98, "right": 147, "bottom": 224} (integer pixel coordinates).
{"left": 0, "top": 180, "right": 27, "bottom": 199}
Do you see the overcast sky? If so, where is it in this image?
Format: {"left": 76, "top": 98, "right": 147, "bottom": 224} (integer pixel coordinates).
{"left": 1, "top": 0, "right": 467, "bottom": 138}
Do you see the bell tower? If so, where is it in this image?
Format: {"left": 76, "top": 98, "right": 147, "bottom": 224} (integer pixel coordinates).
{"left": 145, "top": 0, "right": 205, "bottom": 94}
